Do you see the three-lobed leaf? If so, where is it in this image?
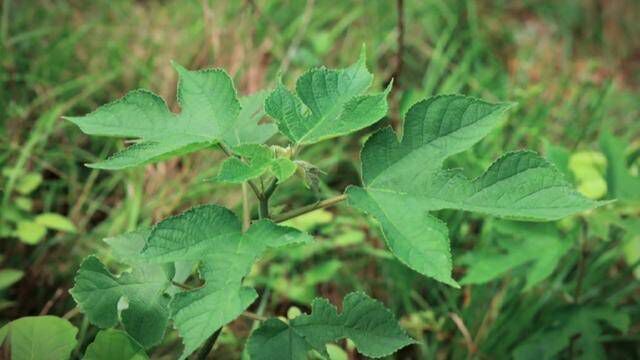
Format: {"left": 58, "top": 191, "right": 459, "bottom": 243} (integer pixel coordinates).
{"left": 66, "top": 63, "right": 275, "bottom": 170}
{"left": 347, "top": 94, "right": 603, "bottom": 286}
{"left": 265, "top": 47, "right": 391, "bottom": 145}
{"left": 138, "top": 205, "right": 313, "bottom": 359}
{"left": 247, "top": 292, "right": 414, "bottom": 359}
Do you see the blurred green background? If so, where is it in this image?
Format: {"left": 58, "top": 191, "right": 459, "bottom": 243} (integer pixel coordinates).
{"left": 1, "top": 0, "right": 639, "bottom": 359}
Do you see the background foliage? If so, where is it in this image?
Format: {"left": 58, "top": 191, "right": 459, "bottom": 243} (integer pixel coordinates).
{"left": 1, "top": 0, "right": 639, "bottom": 358}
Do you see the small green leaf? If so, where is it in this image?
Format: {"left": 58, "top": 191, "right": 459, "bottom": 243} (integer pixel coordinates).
{"left": 16, "top": 173, "right": 42, "bottom": 195}
{"left": 65, "top": 63, "right": 240, "bottom": 170}
{"left": 265, "top": 46, "right": 390, "bottom": 145}
{"left": 70, "top": 256, "right": 173, "bottom": 348}
{"left": 83, "top": 329, "right": 148, "bottom": 360}
{"left": 216, "top": 144, "right": 296, "bottom": 183}
{"left": 0, "top": 316, "right": 78, "bottom": 360}
{"left": 16, "top": 221, "right": 47, "bottom": 244}
{"left": 247, "top": 292, "right": 414, "bottom": 359}
{"left": 34, "top": 213, "right": 77, "bottom": 233}
{"left": 347, "top": 95, "right": 603, "bottom": 286}
{"left": 0, "top": 269, "right": 24, "bottom": 290}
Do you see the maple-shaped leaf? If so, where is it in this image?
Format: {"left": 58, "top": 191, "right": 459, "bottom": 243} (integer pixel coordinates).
{"left": 138, "top": 205, "right": 312, "bottom": 359}
{"left": 265, "top": 46, "right": 391, "bottom": 145}
{"left": 247, "top": 292, "right": 414, "bottom": 359}
{"left": 216, "top": 144, "right": 296, "bottom": 183}
{"left": 69, "top": 256, "right": 173, "bottom": 348}
{"left": 459, "top": 221, "right": 572, "bottom": 290}
{"left": 346, "top": 95, "right": 603, "bottom": 286}
{"left": 65, "top": 63, "right": 248, "bottom": 170}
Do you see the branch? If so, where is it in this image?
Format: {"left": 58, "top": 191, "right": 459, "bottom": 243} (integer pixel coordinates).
{"left": 273, "top": 194, "right": 347, "bottom": 223}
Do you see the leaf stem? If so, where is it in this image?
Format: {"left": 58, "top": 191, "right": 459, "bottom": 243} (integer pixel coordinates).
{"left": 273, "top": 194, "right": 347, "bottom": 223}
{"left": 242, "top": 311, "right": 267, "bottom": 321}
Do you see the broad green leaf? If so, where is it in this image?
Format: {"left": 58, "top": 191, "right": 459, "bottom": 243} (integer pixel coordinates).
{"left": 70, "top": 256, "right": 173, "bottom": 348}
{"left": 265, "top": 47, "right": 390, "bottom": 145}
{"left": 514, "top": 306, "right": 629, "bottom": 360}
{"left": 15, "top": 220, "right": 46, "bottom": 244}
{"left": 83, "top": 329, "right": 148, "bottom": 360}
{"left": 139, "top": 205, "right": 312, "bottom": 359}
{"left": 140, "top": 205, "right": 311, "bottom": 262}
{"left": 0, "top": 316, "right": 78, "bottom": 360}
{"left": 347, "top": 95, "right": 602, "bottom": 286}
{"left": 247, "top": 292, "right": 414, "bottom": 359}
{"left": 34, "top": 212, "right": 77, "bottom": 233}
{"left": 459, "top": 222, "right": 572, "bottom": 290}
{"left": 223, "top": 90, "right": 278, "bottom": 146}
{"left": 65, "top": 63, "right": 240, "bottom": 170}
{"left": 170, "top": 258, "right": 258, "bottom": 360}
{"left": 0, "top": 269, "right": 24, "bottom": 290}
{"left": 600, "top": 131, "right": 640, "bottom": 202}
{"left": 216, "top": 144, "right": 296, "bottom": 183}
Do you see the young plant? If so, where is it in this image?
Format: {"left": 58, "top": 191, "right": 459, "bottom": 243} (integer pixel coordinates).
{"left": 65, "top": 50, "right": 600, "bottom": 359}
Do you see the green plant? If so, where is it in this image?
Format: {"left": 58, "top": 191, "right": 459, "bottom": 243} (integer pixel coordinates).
{"left": 62, "top": 51, "right": 600, "bottom": 359}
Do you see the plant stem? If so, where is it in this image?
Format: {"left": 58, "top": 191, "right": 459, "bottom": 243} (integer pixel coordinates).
{"left": 258, "top": 178, "right": 278, "bottom": 219}
{"left": 273, "top": 194, "right": 347, "bottom": 223}
{"left": 259, "top": 196, "right": 270, "bottom": 219}
{"left": 195, "top": 328, "right": 221, "bottom": 360}
{"left": 242, "top": 182, "right": 251, "bottom": 231}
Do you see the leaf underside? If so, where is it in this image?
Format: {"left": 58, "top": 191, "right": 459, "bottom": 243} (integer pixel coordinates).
{"left": 347, "top": 94, "right": 603, "bottom": 286}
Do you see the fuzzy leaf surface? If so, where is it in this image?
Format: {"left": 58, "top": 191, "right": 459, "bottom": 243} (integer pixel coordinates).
{"left": 138, "top": 205, "right": 312, "bottom": 359}
{"left": 347, "top": 95, "right": 602, "bottom": 286}
{"left": 265, "top": 47, "right": 390, "bottom": 145}
{"left": 70, "top": 256, "right": 173, "bottom": 348}
{"left": 216, "top": 144, "right": 296, "bottom": 183}
{"left": 247, "top": 292, "right": 414, "bottom": 359}
{"left": 65, "top": 63, "right": 240, "bottom": 169}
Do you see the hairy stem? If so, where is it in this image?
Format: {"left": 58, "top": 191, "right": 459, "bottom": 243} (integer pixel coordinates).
{"left": 273, "top": 194, "right": 347, "bottom": 223}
